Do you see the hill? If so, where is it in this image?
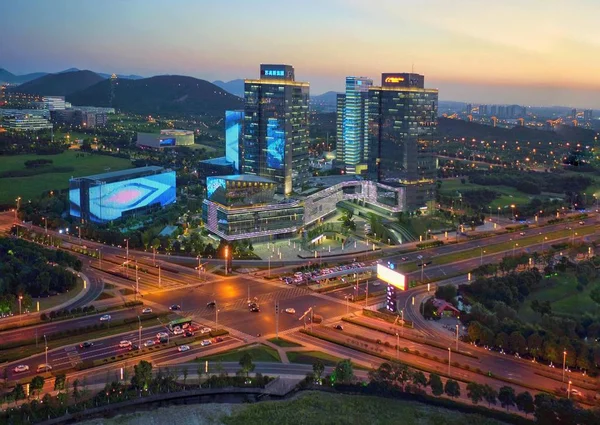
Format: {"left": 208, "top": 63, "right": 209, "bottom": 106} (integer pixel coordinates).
{"left": 68, "top": 75, "right": 243, "bottom": 116}
{"left": 213, "top": 79, "right": 244, "bottom": 97}
{"left": 311, "top": 91, "right": 341, "bottom": 112}
{"left": 58, "top": 68, "right": 143, "bottom": 80}
{"left": 0, "top": 68, "right": 48, "bottom": 85}
{"left": 12, "top": 70, "right": 105, "bottom": 96}
{"left": 438, "top": 117, "right": 597, "bottom": 143}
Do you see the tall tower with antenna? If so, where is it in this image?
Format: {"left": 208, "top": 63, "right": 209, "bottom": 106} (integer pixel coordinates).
{"left": 109, "top": 73, "right": 117, "bottom": 107}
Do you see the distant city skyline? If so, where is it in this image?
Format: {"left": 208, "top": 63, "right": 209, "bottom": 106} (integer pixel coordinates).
{"left": 3, "top": 0, "right": 600, "bottom": 108}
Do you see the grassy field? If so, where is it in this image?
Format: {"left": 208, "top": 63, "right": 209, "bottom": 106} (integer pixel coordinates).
{"left": 198, "top": 344, "right": 281, "bottom": 363}
{"left": 439, "top": 178, "right": 548, "bottom": 209}
{"left": 398, "top": 225, "right": 597, "bottom": 274}
{"left": 405, "top": 216, "right": 454, "bottom": 238}
{"left": 35, "top": 277, "right": 84, "bottom": 311}
{"left": 287, "top": 350, "right": 345, "bottom": 367}
{"left": 519, "top": 274, "right": 600, "bottom": 322}
{"left": 0, "top": 151, "right": 132, "bottom": 203}
{"left": 222, "top": 391, "right": 509, "bottom": 425}
{"left": 267, "top": 337, "right": 303, "bottom": 348}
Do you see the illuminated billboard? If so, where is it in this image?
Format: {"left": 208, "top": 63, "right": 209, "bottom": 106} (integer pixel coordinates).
{"left": 225, "top": 110, "right": 243, "bottom": 171}
{"left": 159, "top": 137, "right": 176, "bottom": 147}
{"left": 377, "top": 263, "right": 406, "bottom": 290}
{"left": 70, "top": 170, "right": 176, "bottom": 223}
{"left": 266, "top": 118, "right": 285, "bottom": 170}
{"left": 206, "top": 177, "right": 227, "bottom": 199}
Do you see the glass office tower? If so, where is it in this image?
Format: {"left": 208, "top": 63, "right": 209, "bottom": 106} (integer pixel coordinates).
{"left": 225, "top": 110, "right": 244, "bottom": 172}
{"left": 242, "top": 64, "right": 310, "bottom": 195}
{"left": 339, "top": 76, "right": 372, "bottom": 174}
{"left": 368, "top": 73, "right": 438, "bottom": 210}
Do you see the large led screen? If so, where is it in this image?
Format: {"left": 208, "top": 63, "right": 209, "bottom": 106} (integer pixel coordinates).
{"left": 225, "top": 110, "right": 243, "bottom": 171}
{"left": 69, "top": 171, "right": 176, "bottom": 223}
{"left": 159, "top": 137, "right": 176, "bottom": 147}
{"left": 206, "top": 177, "right": 227, "bottom": 200}
{"left": 266, "top": 118, "right": 285, "bottom": 170}
{"left": 377, "top": 263, "right": 406, "bottom": 290}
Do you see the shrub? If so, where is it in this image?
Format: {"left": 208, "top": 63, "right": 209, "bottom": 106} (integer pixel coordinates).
{"left": 40, "top": 313, "right": 48, "bottom": 321}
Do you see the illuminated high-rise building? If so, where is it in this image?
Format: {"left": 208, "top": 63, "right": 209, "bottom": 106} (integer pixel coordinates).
{"left": 242, "top": 64, "right": 309, "bottom": 195}
{"left": 337, "top": 77, "right": 373, "bottom": 174}
{"left": 367, "top": 73, "right": 438, "bottom": 210}
{"left": 225, "top": 110, "right": 244, "bottom": 172}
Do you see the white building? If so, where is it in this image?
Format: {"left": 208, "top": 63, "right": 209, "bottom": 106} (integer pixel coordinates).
{"left": 43, "top": 96, "right": 66, "bottom": 111}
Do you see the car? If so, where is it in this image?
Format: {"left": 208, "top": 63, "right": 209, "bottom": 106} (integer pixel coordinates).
{"left": 178, "top": 345, "right": 191, "bottom": 352}
{"left": 401, "top": 257, "right": 408, "bottom": 261}
{"left": 13, "top": 365, "right": 29, "bottom": 373}
{"left": 285, "top": 308, "right": 296, "bottom": 314}
{"left": 36, "top": 364, "right": 52, "bottom": 373}
{"left": 144, "top": 340, "right": 155, "bottom": 347}
{"left": 119, "top": 340, "right": 132, "bottom": 348}
{"left": 373, "top": 281, "right": 381, "bottom": 286}
{"left": 200, "top": 327, "right": 212, "bottom": 334}
{"left": 158, "top": 337, "right": 168, "bottom": 344}
{"left": 185, "top": 330, "right": 195, "bottom": 337}
{"left": 519, "top": 231, "right": 526, "bottom": 236}
{"left": 214, "top": 337, "right": 224, "bottom": 343}
{"left": 169, "top": 304, "right": 181, "bottom": 311}
{"left": 334, "top": 324, "right": 344, "bottom": 330}
{"left": 128, "top": 344, "right": 139, "bottom": 351}
{"left": 570, "top": 388, "right": 583, "bottom": 397}
{"left": 206, "top": 301, "right": 216, "bottom": 307}
{"left": 99, "top": 314, "right": 111, "bottom": 321}
{"left": 173, "top": 327, "right": 184, "bottom": 335}
{"left": 79, "top": 341, "right": 93, "bottom": 349}
{"left": 201, "top": 339, "right": 212, "bottom": 346}
{"left": 579, "top": 221, "right": 585, "bottom": 225}
{"left": 156, "top": 332, "right": 169, "bottom": 340}
{"left": 142, "top": 307, "right": 152, "bottom": 314}
{"left": 250, "top": 306, "right": 260, "bottom": 312}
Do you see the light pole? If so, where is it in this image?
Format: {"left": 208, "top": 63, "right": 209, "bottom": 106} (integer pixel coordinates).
{"left": 76, "top": 225, "right": 82, "bottom": 245}
{"left": 562, "top": 349, "right": 567, "bottom": 382}
{"left": 197, "top": 256, "right": 202, "bottom": 279}
{"left": 345, "top": 295, "right": 350, "bottom": 315}
{"left": 158, "top": 262, "right": 162, "bottom": 288}
{"left": 513, "top": 242, "right": 518, "bottom": 256}
{"left": 224, "top": 246, "right": 229, "bottom": 275}
{"left": 395, "top": 333, "right": 400, "bottom": 359}
{"left": 44, "top": 334, "right": 48, "bottom": 366}
{"left": 455, "top": 324, "right": 459, "bottom": 351}
{"left": 448, "top": 347, "right": 452, "bottom": 376}
{"left": 42, "top": 217, "right": 48, "bottom": 235}
{"left": 125, "top": 238, "right": 129, "bottom": 278}
{"left": 216, "top": 307, "right": 220, "bottom": 330}
{"left": 98, "top": 248, "right": 102, "bottom": 270}
{"left": 268, "top": 255, "right": 273, "bottom": 277}
{"left": 135, "top": 260, "right": 139, "bottom": 301}
{"left": 137, "top": 316, "right": 142, "bottom": 349}
{"left": 480, "top": 247, "right": 486, "bottom": 265}
{"left": 18, "top": 295, "right": 23, "bottom": 323}
{"left": 568, "top": 380, "right": 572, "bottom": 399}
{"left": 365, "top": 280, "right": 369, "bottom": 307}
{"left": 497, "top": 207, "right": 501, "bottom": 222}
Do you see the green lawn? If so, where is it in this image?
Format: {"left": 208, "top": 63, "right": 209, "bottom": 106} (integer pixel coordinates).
{"left": 0, "top": 151, "right": 132, "bottom": 203}
{"left": 36, "top": 277, "right": 84, "bottom": 311}
{"left": 520, "top": 274, "right": 600, "bottom": 322}
{"left": 222, "top": 391, "right": 508, "bottom": 425}
{"left": 267, "top": 337, "right": 303, "bottom": 348}
{"left": 287, "top": 350, "right": 345, "bottom": 367}
{"left": 198, "top": 344, "right": 281, "bottom": 363}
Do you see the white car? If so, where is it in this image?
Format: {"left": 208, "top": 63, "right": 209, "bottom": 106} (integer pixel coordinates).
{"left": 178, "top": 345, "right": 190, "bottom": 352}
{"left": 156, "top": 332, "right": 169, "bottom": 340}
{"left": 285, "top": 308, "right": 296, "bottom": 314}
{"left": 200, "top": 327, "right": 212, "bottom": 334}
{"left": 201, "top": 339, "right": 212, "bottom": 346}
{"left": 36, "top": 364, "right": 52, "bottom": 373}
{"left": 99, "top": 314, "right": 111, "bottom": 322}
{"left": 13, "top": 365, "right": 29, "bottom": 373}
{"left": 142, "top": 307, "right": 152, "bottom": 314}
{"left": 372, "top": 281, "right": 381, "bottom": 286}
{"left": 119, "top": 340, "right": 132, "bottom": 348}
{"left": 144, "top": 340, "right": 156, "bottom": 347}
{"left": 173, "top": 328, "right": 184, "bottom": 335}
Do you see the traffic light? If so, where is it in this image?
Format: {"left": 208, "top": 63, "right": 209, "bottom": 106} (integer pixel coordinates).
{"left": 275, "top": 302, "right": 279, "bottom": 314}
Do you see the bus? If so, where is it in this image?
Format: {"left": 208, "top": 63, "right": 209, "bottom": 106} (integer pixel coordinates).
{"left": 167, "top": 317, "right": 193, "bottom": 333}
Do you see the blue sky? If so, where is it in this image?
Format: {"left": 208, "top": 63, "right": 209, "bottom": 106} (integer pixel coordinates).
{"left": 2, "top": 0, "right": 600, "bottom": 107}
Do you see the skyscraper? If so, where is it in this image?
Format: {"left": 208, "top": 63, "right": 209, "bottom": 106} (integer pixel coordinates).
{"left": 242, "top": 64, "right": 309, "bottom": 195}
{"left": 225, "top": 110, "right": 244, "bottom": 172}
{"left": 367, "top": 73, "right": 438, "bottom": 210}
{"left": 336, "top": 93, "right": 345, "bottom": 166}
{"left": 338, "top": 76, "right": 373, "bottom": 174}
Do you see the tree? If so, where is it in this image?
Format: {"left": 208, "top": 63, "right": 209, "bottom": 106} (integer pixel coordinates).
{"left": 132, "top": 360, "right": 153, "bottom": 391}
{"left": 516, "top": 391, "right": 535, "bottom": 417}
{"left": 527, "top": 333, "right": 543, "bottom": 360}
{"left": 312, "top": 360, "right": 325, "bottom": 383}
{"left": 411, "top": 371, "right": 428, "bottom": 390}
{"left": 182, "top": 367, "right": 188, "bottom": 389}
{"left": 591, "top": 286, "right": 600, "bottom": 311}
{"left": 509, "top": 331, "right": 527, "bottom": 355}
{"left": 72, "top": 378, "right": 80, "bottom": 402}
{"left": 239, "top": 352, "right": 255, "bottom": 378}
{"left": 54, "top": 373, "right": 66, "bottom": 391}
{"left": 429, "top": 373, "right": 443, "bottom": 396}
{"left": 333, "top": 359, "right": 354, "bottom": 384}
{"left": 498, "top": 385, "right": 516, "bottom": 411}
{"left": 466, "top": 382, "right": 484, "bottom": 404}
{"left": 12, "top": 383, "right": 25, "bottom": 400}
{"left": 482, "top": 384, "right": 497, "bottom": 407}
{"left": 444, "top": 379, "right": 461, "bottom": 399}
{"left": 435, "top": 285, "right": 457, "bottom": 302}
{"left": 30, "top": 375, "right": 45, "bottom": 399}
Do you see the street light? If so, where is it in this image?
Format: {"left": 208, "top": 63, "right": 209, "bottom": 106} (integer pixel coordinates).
{"left": 215, "top": 306, "right": 220, "bottom": 330}
{"left": 395, "top": 333, "right": 399, "bottom": 359}
{"left": 563, "top": 349, "right": 567, "bottom": 382}
{"left": 455, "top": 324, "right": 459, "bottom": 351}
{"left": 568, "top": 380, "right": 572, "bottom": 399}
{"left": 44, "top": 334, "right": 48, "bottom": 367}
{"left": 448, "top": 348, "right": 452, "bottom": 376}
{"left": 513, "top": 242, "right": 518, "bottom": 256}
{"left": 137, "top": 316, "right": 142, "bottom": 349}
{"left": 480, "top": 247, "right": 486, "bottom": 265}
{"left": 135, "top": 260, "right": 139, "bottom": 301}
{"left": 224, "top": 246, "right": 229, "bottom": 275}
{"left": 18, "top": 295, "right": 23, "bottom": 323}
{"left": 268, "top": 255, "right": 273, "bottom": 277}
{"left": 125, "top": 238, "right": 129, "bottom": 278}
{"left": 42, "top": 217, "right": 48, "bottom": 234}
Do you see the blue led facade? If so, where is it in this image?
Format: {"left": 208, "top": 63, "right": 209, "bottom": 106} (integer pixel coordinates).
{"left": 225, "top": 110, "right": 243, "bottom": 171}
{"left": 266, "top": 118, "right": 285, "bottom": 170}
{"left": 206, "top": 176, "right": 227, "bottom": 199}
{"left": 69, "top": 168, "right": 176, "bottom": 223}
{"left": 340, "top": 76, "right": 372, "bottom": 174}
{"left": 159, "top": 137, "right": 176, "bottom": 147}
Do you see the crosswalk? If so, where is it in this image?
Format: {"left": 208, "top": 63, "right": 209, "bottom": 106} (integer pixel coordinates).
{"left": 65, "top": 346, "right": 81, "bottom": 367}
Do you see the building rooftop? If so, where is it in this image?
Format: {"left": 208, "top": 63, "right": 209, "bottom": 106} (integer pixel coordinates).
{"left": 199, "top": 157, "right": 234, "bottom": 166}
{"left": 211, "top": 174, "right": 276, "bottom": 184}
{"left": 77, "top": 165, "right": 164, "bottom": 182}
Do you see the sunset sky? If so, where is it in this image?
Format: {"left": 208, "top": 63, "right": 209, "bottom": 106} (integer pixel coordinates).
{"left": 3, "top": 0, "right": 600, "bottom": 107}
